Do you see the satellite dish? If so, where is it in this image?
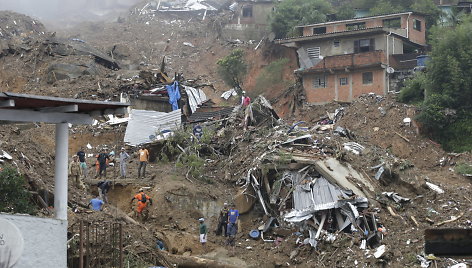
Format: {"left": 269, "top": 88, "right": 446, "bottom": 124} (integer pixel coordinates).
{"left": 0, "top": 218, "right": 24, "bottom": 267}
{"left": 387, "top": 67, "right": 395, "bottom": 74}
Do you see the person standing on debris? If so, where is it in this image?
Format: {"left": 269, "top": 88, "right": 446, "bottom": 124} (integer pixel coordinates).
{"left": 216, "top": 202, "right": 229, "bottom": 236}
{"left": 119, "top": 147, "right": 130, "bottom": 178}
{"left": 89, "top": 196, "right": 104, "bottom": 211}
{"left": 97, "top": 148, "right": 110, "bottom": 179}
{"left": 226, "top": 205, "right": 239, "bottom": 254}
{"left": 77, "top": 147, "right": 88, "bottom": 178}
{"left": 69, "top": 155, "right": 83, "bottom": 188}
{"left": 97, "top": 180, "right": 112, "bottom": 203}
{"left": 130, "top": 188, "right": 153, "bottom": 220}
{"left": 137, "top": 145, "right": 149, "bottom": 179}
{"left": 199, "top": 218, "right": 208, "bottom": 248}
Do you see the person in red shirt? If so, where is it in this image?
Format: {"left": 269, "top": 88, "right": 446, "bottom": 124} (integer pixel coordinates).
{"left": 130, "top": 188, "right": 153, "bottom": 220}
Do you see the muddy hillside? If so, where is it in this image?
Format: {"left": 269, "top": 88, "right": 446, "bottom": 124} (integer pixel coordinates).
{"left": 0, "top": 5, "right": 471, "bottom": 268}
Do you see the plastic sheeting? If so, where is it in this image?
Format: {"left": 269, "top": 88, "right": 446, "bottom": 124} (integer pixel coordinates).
{"left": 124, "top": 109, "right": 181, "bottom": 146}
{"left": 166, "top": 81, "right": 181, "bottom": 111}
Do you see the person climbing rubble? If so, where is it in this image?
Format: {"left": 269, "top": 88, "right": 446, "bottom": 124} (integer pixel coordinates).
{"left": 215, "top": 202, "right": 229, "bottom": 236}
{"left": 137, "top": 145, "right": 149, "bottom": 179}
{"left": 130, "top": 188, "right": 153, "bottom": 220}
{"left": 119, "top": 147, "right": 130, "bottom": 178}
{"left": 97, "top": 180, "right": 112, "bottom": 203}
{"left": 96, "top": 148, "right": 110, "bottom": 179}
{"left": 76, "top": 147, "right": 88, "bottom": 178}
{"left": 68, "top": 155, "right": 83, "bottom": 188}
{"left": 199, "top": 218, "right": 208, "bottom": 249}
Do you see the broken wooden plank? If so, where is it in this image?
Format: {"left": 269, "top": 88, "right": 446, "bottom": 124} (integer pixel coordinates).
{"left": 395, "top": 131, "right": 410, "bottom": 143}
{"left": 434, "top": 212, "right": 464, "bottom": 227}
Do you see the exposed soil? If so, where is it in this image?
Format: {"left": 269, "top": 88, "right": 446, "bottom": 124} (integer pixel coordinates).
{"left": 1, "top": 8, "right": 471, "bottom": 268}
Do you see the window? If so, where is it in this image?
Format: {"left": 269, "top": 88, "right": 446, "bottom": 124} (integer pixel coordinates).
{"left": 306, "top": 47, "right": 321, "bottom": 59}
{"left": 340, "top": 77, "right": 348, "bottom": 85}
{"left": 313, "top": 75, "right": 327, "bottom": 88}
{"left": 333, "top": 40, "right": 340, "bottom": 47}
{"left": 242, "top": 6, "right": 253, "bottom": 17}
{"left": 413, "top": 19, "right": 422, "bottom": 31}
{"left": 346, "top": 22, "right": 366, "bottom": 30}
{"left": 362, "top": 72, "right": 373, "bottom": 84}
{"left": 383, "top": 17, "right": 401, "bottom": 28}
{"left": 354, "top": 38, "right": 375, "bottom": 53}
{"left": 313, "top": 27, "right": 326, "bottom": 34}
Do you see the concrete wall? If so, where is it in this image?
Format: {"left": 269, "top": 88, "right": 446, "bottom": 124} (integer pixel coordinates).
{"left": 303, "top": 68, "right": 385, "bottom": 103}
{"left": 0, "top": 214, "right": 67, "bottom": 268}
{"left": 225, "top": 2, "right": 274, "bottom": 40}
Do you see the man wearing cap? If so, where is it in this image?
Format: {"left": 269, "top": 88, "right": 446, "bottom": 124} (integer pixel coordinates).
{"left": 199, "top": 218, "right": 208, "bottom": 248}
{"left": 137, "top": 145, "right": 150, "bottom": 179}
{"left": 216, "top": 202, "right": 229, "bottom": 236}
{"left": 119, "top": 147, "right": 130, "bottom": 179}
{"left": 130, "top": 188, "right": 152, "bottom": 220}
{"left": 69, "top": 155, "right": 83, "bottom": 188}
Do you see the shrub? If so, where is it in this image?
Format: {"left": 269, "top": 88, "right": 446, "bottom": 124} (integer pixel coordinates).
{"left": 455, "top": 162, "right": 472, "bottom": 175}
{"left": 0, "top": 166, "right": 35, "bottom": 214}
{"left": 254, "top": 58, "right": 290, "bottom": 95}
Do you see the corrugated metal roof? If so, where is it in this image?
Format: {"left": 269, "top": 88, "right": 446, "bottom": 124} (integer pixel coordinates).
{"left": 124, "top": 109, "right": 181, "bottom": 146}
{"left": 187, "top": 106, "right": 236, "bottom": 123}
{"left": 184, "top": 86, "right": 207, "bottom": 113}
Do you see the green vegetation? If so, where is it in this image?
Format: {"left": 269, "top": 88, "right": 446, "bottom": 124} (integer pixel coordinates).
{"left": 254, "top": 58, "right": 290, "bottom": 95}
{"left": 216, "top": 49, "right": 247, "bottom": 93}
{"left": 0, "top": 166, "right": 35, "bottom": 214}
{"left": 455, "top": 162, "right": 472, "bottom": 175}
{"left": 270, "top": 0, "right": 333, "bottom": 38}
{"left": 398, "top": 16, "right": 472, "bottom": 152}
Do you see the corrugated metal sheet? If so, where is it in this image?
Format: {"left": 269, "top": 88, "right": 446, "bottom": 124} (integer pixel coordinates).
{"left": 184, "top": 86, "right": 207, "bottom": 113}
{"left": 187, "top": 106, "right": 236, "bottom": 123}
{"left": 124, "top": 109, "right": 181, "bottom": 146}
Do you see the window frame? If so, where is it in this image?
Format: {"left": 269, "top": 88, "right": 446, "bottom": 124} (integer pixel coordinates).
{"left": 354, "top": 38, "right": 375, "bottom": 53}
{"left": 339, "top": 77, "right": 348, "bottom": 86}
{"left": 346, "top": 22, "right": 366, "bottom": 31}
{"left": 333, "top": 40, "right": 340, "bottom": 47}
{"left": 413, "top": 19, "right": 422, "bottom": 31}
{"left": 242, "top": 5, "right": 253, "bottom": 17}
{"left": 362, "top": 72, "right": 373, "bottom": 85}
{"left": 383, "top": 17, "right": 401, "bottom": 28}
{"left": 313, "top": 27, "right": 327, "bottom": 35}
{"left": 313, "top": 75, "right": 327, "bottom": 88}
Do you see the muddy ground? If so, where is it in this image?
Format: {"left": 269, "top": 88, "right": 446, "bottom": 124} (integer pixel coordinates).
{"left": 0, "top": 6, "right": 471, "bottom": 268}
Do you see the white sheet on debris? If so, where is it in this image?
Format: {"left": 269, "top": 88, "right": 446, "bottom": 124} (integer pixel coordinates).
{"left": 221, "top": 88, "right": 238, "bottom": 100}
{"left": 124, "top": 109, "right": 181, "bottom": 146}
{"left": 184, "top": 86, "right": 207, "bottom": 113}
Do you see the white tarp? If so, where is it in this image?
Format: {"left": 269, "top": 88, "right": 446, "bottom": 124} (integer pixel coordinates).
{"left": 124, "top": 109, "right": 181, "bottom": 146}
{"left": 184, "top": 86, "right": 207, "bottom": 113}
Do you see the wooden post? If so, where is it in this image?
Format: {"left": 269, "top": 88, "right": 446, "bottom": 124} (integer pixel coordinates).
{"left": 79, "top": 221, "right": 84, "bottom": 268}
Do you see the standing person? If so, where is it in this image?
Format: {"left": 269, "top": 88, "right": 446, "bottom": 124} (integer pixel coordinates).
{"left": 199, "top": 218, "right": 208, "bottom": 249}
{"left": 226, "top": 205, "right": 239, "bottom": 255}
{"left": 137, "top": 146, "right": 149, "bottom": 179}
{"left": 68, "top": 155, "right": 83, "bottom": 188}
{"left": 77, "top": 147, "right": 88, "bottom": 178}
{"left": 88, "top": 196, "right": 104, "bottom": 211}
{"left": 193, "top": 124, "right": 203, "bottom": 142}
{"left": 119, "top": 147, "right": 130, "bottom": 179}
{"left": 97, "top": 180, "right": 112, "bottom": 204}
{"left": 97, "top": 149, "right": 109, "bottom": 179}
{"left": 130, "top": 188, "right": 153, "bottom": 220}
{"left": 216, "top": 202, "right": 229, "bottom": 236}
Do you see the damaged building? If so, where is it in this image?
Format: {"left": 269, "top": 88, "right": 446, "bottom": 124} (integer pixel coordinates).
{"left": 276, "top": 12, "right": 427, "bottom": 104}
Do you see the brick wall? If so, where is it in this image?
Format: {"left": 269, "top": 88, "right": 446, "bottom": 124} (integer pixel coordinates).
{"left": 303, "top": 68, "right": 385, "bottom": 103}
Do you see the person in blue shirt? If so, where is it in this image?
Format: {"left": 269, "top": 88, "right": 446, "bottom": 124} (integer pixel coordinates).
{"left": 226, "top": 205, "right": 239, "bottom": 254}
{"left": 89, "top": 196, "right": 104, "bottom": 211}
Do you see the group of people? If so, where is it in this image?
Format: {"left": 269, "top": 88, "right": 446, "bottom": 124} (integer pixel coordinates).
{"left": 198, "top": 203, "right": 240, "bottom": 253}
{"left": 69, "top": 145, "right": 150, "bottom": 185}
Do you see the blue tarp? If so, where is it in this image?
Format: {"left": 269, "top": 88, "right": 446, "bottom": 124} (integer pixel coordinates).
{"left": 166, "top": 81, "right": 181, "bottom": 111}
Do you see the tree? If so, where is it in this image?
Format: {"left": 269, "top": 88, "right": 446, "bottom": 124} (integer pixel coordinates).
{"left": 399, "top": 15, "right": 472, "bottom": 151}
{"left": 370, "top": 0, "right": 402, "bottom": 15}
{"left": 0, "top": 166, "right": 35, "bottom": 214}
{"left": 270, "top": 0, "right": 333, "bottom": 38}
{"left": 335, "top": 4, "right": 356, "bottom": 20}
{"left": 216, "top": 49, "right": 247, "bottom": 93}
